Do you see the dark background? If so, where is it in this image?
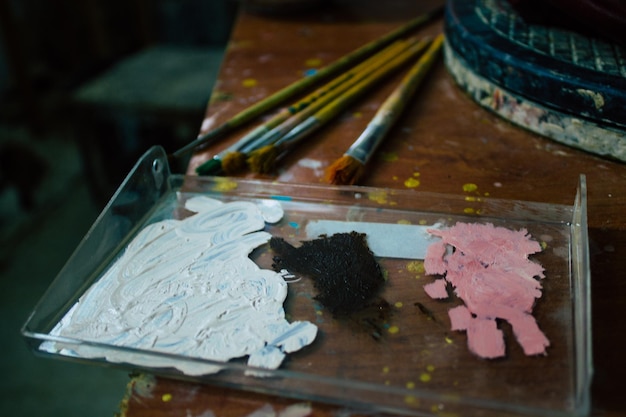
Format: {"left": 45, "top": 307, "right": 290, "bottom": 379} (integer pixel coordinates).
{"left": 0, "top": 1, "right": 236, "bottom": 416}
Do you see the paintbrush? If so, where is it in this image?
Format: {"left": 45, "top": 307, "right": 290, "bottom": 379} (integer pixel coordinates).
{"left": 326, "top": 34, "right": 444, "bottom": 185}
{"left": 171, "top": 6, "right": 444, "bottom": 160}
{"left": 196, "top": 39, "right": 410, "bottom": 176}
{"left": 217, "top": 39, "right": 421, "bottom": 175}
{"left": 247, "top": 37, "right": 433, "bottom": 174}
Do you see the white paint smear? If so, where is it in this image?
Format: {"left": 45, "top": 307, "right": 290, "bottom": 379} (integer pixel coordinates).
{"left": 43, "top": 196, "right": 317, "bottom": 376}
{"left": 305, "top": 220, "right": 440, "bottom": 259}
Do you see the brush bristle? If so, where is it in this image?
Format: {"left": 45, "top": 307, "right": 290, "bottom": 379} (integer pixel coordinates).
{"left": 221, "top": 151, "right": 248, "bottom": 175}
{"left": 195, "top": 158, "right": 222, "bottom": 176}
{"left": 325, "top": 155, "right": 365, "bottom": 185}
{"left": 247, "top": 145, "right": 279, "bottom": 174}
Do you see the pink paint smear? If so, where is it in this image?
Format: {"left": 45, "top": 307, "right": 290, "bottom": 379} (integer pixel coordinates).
{"left": 423, "top": 222, "right": 549, "bottom": 359}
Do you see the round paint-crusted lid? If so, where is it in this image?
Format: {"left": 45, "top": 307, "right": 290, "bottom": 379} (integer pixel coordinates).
{"left": 444, "top": 0, "right": 626, "bottom": 131}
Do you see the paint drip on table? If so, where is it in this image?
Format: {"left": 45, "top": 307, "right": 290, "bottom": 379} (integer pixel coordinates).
{"left": 423, "top": 222, "right": 549, "bottom": 359}
{"left": 43, "top": 196, "right": 317, "bottom": 376}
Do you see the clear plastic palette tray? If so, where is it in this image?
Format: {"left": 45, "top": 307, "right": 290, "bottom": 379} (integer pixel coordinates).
{"left": 22, "top": 146, "right": 592, "bottom": 417}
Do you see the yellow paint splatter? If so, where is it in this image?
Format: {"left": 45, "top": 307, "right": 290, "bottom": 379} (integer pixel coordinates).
{"left": 404, "top": 177, "right": 420, "bottom": 188}
{"left": 212, "top": 178, "right": 238, "bottom": 192}
{"left": 381, "top": 152, "right": 399, "bottom": 162}
{"left": 352, "top": 111, "right": 363, "bottom": 118}
{"left": 397, "top": 219, "right": 411, "bottom": 225}
{"left": 305, "top": 58, "right": 322, "bottom": 67}
{"left": 407, "top": 261, "right": 425, "bottom": 274}
{"left": 242, "top": 78, "right": 258, "bottom": 87}
{"left": 540, "top": 241, "right": 548, "bottom": 250}
{"left": 418, "top": 219, "right": 428, "bottom": 225}
{"left": 209, "top": 90, "right": 234, "bottom": 103}
{"left": 404, "top": 395, "right": 419, "bottom": 405}
{"left": 426, "top": 364, "right": 435, "bottom": 372}
{"left": 392, "top": 175, "right": 399, "bottom": 181}
{"left": 406, "top": 381, "right": 416, "bottom": 389}
{"left": 368, "top": 190, "right": 389, "bottom": 204}
{"left": 462, "top": 183, "right": 478, "bottom": 193}
{"left": 463, "top": 207, "right": 475, "bottom": 214}
{"left": 420, "top": 373, "right": 432, "bottom": 383}
{"left": 388, "top": 325, "right": 400, "bottom": 334}
{"left": 464, "top": 196, "right": 478, "bottom": 202}
{"left": 394, "top": 301, "right": 404, "bottom": 308}
{"left": 445, "top": 336, "right": 453, "bottom": 344}
{"left": 382, "top": 366, "right": 390, "bottom": 374}
{"left": 162, "top": 393, "right": 173, "bottom": 402}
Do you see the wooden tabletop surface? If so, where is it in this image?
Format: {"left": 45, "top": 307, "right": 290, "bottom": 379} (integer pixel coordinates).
{"left": 120, "top": 1, "right": 625, "bottom": 416}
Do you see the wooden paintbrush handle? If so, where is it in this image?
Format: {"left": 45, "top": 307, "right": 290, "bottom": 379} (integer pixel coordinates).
{"left": 172, "top": 6, "right": 443, "bottom": 158}
{"left": 274, "top": 37, "right": 433, "bottom": 150}
{"left": 236, "top": 39, "right": 413, "bottom": 154}
{"left": 347, "top": 34, "right": 444, "bottom": 164}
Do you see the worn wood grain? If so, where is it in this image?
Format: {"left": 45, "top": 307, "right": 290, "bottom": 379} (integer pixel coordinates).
{"left": 121, "top": 1, "right": 626, "bottom": 416}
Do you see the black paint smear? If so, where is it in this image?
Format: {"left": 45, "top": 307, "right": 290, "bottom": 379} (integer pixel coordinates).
{"left": 270, "top": 232, "right": 385, "bottom": 315}
{"left": 353, "top": 298, "right": 393, "bottom": 340}
{"left": 415, "top": 302, "right": 437, "bottom": 322}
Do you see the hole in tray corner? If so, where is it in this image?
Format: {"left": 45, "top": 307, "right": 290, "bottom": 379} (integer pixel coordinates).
{"left": 152, "top": 158, "right": 165, "bottom": 189}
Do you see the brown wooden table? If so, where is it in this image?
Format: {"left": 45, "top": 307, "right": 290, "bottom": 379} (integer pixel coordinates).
{"left": 119, "top": 1, "right": 625, "bottom": 416}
